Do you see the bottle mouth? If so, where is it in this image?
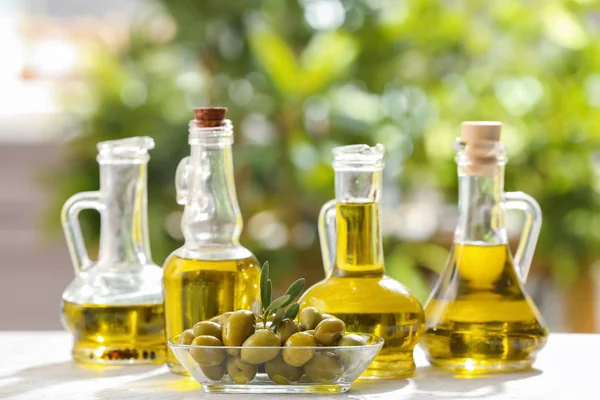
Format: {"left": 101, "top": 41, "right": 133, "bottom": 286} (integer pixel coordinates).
{"left": 453, "top": 137, "right": 507, "bottom": 175}
{"left": 188, "top": 119, "right": 234, "bottom": 146}
{"left": 97, "top": 136, "right": 154, "bottom": 163}
{"left": 332, "top": 144, "right": 385, "bottom": 171}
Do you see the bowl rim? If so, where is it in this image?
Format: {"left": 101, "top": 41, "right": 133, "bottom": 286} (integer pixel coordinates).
{"left": 168, "top": 332, "right": 384, "bottom": 350}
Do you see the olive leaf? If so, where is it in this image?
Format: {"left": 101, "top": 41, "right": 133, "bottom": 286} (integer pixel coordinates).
{"left": 265, "top": 295, "right": 291, "bottom": 314}
{"left": 266, "top": 280, "right": 272, "bottom": 307}
{"left": 260, "top": 261, "right": 270, "bottom": 307}
{"left": 284, "top": 303, "right": 300, "bottom": 320}
{"left": 271, "top": 308, "right": 285, "bottom": 331}
{"left": 251, "top": 299, "right": 261, "bottom": 316}
{"left": 281, "top": 278, "right": 305, "bottom": 308}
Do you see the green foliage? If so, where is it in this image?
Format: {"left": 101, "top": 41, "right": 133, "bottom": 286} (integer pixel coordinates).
{"left": 284, "top": 303, "right": 300, "bottom": 321}
{"left": 49, "top": 0, "right": 600, "bottom": 299}
{"left": 255, "top": 261, "right": 305, "bottom": 330}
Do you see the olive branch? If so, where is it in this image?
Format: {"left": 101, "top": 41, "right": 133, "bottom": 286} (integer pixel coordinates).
{"left": 250, "top": 261, "right": 305, "bottom": 332}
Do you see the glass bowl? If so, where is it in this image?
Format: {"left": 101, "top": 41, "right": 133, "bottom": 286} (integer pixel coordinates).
{"left": 168, "top": 333, "right": 384, "bottom": 394}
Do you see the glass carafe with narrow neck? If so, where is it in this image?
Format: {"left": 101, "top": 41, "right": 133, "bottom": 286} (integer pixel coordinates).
{"left": 60, "top": 136, "right": 165, "bottom": 364}
{"left": 299, "top": 144, "right": 424, "bottom": 378}
{"left": 422, "top": 122, "right": 548, "bottom": 372}
{"left": 163, "top": 108, "right": 260, "bottom": 374}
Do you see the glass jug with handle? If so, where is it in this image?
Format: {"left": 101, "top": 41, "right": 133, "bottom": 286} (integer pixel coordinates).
{"left": 421, "top": 122, "right": 548, "bottom": 372}
{"left": 60, "top": 136, "right": 165, "bottom": 364}
{"left": 299, "top": 144, "right": 424, "bottom": 378}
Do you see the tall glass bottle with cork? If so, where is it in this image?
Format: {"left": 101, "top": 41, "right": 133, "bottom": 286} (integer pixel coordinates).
{"left": 422, "top": 122, "right": 548, "bottom": 372}
{"left": 300, "top": 144, "right": 424, "bottom": 378}
{"left": 163, "top": 108, "right": 261, "bottom": 374}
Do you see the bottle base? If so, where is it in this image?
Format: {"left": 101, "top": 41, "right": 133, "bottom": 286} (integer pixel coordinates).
{"left": 72, "top": 340, "right": 166, "bottom": 365}
{"left": 427, "top": 357, "right": 534, "bottom": 373}
{"left": 360, "top": 352, "right": 416, "bottom": 379}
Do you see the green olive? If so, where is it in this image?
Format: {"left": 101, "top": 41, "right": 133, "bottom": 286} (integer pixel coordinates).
{"left": 222, "top": 310, "right": 256, "bottom": 355}
{"left": 226, "top": 356, "right": 258, "bottom": 384}
{"left": 300, "top": 329, "right": 321, "bottom": 347}
{"left": 240, "top": 330, "right": 281, "bottom": 364}
{"left": 313, "top": 318, "right": 345, "bottom": 345}
{"left": 282, "top": 332, "right": 317, "bottom": 367}
{"left": 192, "top": 321, "right": 222, "bottom": 340}
{"left": 265, "top": 355, "right": 303, "bottom": 385}
{"left": 216, "top": 312, "right": 234, "bottom": 327}
{"left": 303, "top": 352, "right": 344, "bottom": 383}
{"left": 299, "top": 307, "right": 323, "bottom": 331}
{"left": 190, "top": 335, "right": 225, "bottom": 367}
{"left": 337, "top": 333, "right": 367, "bottom": 347}
{"left": 336, "top": 333, "right": 367, "bottom": 367}
{"left": 277, "top": 319, "right": 300, "bottom": 345}
{"left": 200, "top": 363, "right": 226, "bottom": 381}
{"left": 177, "top": 329, "right": 195, "bottom": 345}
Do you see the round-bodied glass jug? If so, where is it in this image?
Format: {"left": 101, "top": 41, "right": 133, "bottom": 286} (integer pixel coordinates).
{"left": 422, "top": 122, "right": 548, "bottom": 372}
{"left": 60, "top": 137, "right": 165, "bottom": 364}
{"left": 300, "top": 144, "right": 424, "bottom": 378}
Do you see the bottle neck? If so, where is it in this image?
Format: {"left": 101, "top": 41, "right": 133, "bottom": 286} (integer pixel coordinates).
{"left": 97, "top": 161, "right": 152, "bottom": 265}
{"left": 455, "top": 166, "right": 507, "bottom": 245}
{"left": 332, "top": 169, "right": 384, "bottom": 277}
{"left": 182, "top": 143, "right": 243, "bottom": 249}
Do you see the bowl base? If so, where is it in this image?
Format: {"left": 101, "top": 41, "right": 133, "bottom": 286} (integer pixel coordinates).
{"left": 167, "top": 361, "right": 190, "bottom": 376}
{"left": 202, "top": 382, "right": 351, "bottom": 394}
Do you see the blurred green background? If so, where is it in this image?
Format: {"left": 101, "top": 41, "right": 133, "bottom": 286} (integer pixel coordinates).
{"left": 45, "top": 0, "right": 600, "bottom": 331}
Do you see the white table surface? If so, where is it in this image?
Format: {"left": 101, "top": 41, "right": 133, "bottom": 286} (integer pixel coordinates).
{"left": 0, "top": 332, "right": 595, "bottom": 400}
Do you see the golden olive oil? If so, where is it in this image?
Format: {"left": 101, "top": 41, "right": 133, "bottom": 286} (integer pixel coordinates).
{"left": 61, "top": 301, "right": 165, "bottom": 364}
{"left": 423, "top": 243, "right": 548, "bottom": 371}
{"left": 301, "top": 203, "right": 424, "bottom": 378}
{"left": 163, "top": 255, "right": 261, "bottom": 373}
{"left": 333, "top": 202, "right": 383, "bottom": 276}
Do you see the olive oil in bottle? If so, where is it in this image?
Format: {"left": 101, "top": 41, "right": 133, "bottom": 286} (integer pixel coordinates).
{"left": 423, "top": 244, "right": 547, "bottom": 371}
{"left": 300, "top": 145, "right": 424, "bottom": 378}
{"left": 62, "top": 302, "right": 165, "bottom": 363}
{"left": 164, "top": 108, "right": 261, "bottom": 374}
{"left": 423, "top": 122, "right": 548, "bottom": 372}
{"left": 163, "top": 255, "right": 260, "bottom": 368}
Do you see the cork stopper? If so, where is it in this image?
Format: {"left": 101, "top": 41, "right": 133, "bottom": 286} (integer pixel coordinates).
{"left": 193, "top": 107, "right": 228, "bottom": 127}
{"left": 459, "top": 121, "right": 503, "bottom": 176}
{"left": 461, "top": 121, "right": 502, "bottom": 144}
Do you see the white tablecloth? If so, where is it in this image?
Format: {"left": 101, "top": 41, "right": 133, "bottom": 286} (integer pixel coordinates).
{"left": 0, "top": 332, "right": 595, "bottom": 399}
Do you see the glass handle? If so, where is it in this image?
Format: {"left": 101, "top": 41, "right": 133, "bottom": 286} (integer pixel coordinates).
{"left": 318, "top": 199, "right": 337, "bottom": 277}
{"left": 504, "top": 191, "right": 542, "bottom": 282}
{"left": 61, "top": 191, "right": 104, "bottom": 274}
{"left": 175, "top": 156, "right": 191, "bottom": 205}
